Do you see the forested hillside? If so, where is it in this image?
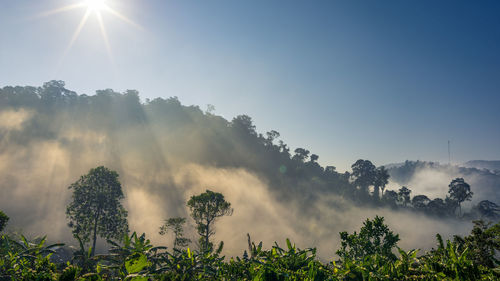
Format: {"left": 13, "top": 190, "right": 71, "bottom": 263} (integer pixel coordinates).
{"left": 0, "top": 82, "right": 498, "bottom": 258}
{"left": 1, "top": 81, "right": 500, "bottom": 280}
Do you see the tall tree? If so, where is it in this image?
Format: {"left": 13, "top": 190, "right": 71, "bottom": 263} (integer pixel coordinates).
{"left": 373, "top": 166, "right": 390, "bottom": 198}
{"left": 292, "top": 148, "right": 310, "bottom": 162}
{"left": 448, "top": 178, "right": 473, "bottom": 217}
{"left": 66, "top": 166, "right": 129, "bottom": 256}
{"left": 187, "top": 190, "right": 233, "bottom": 251}
{"left": 351, "top": 160, "right": 376, "bottom": 198}
{"left": 159, "top": 217, "right": 191, "bottom": 250}
{"left": 398, "top": 186, "right": 412, "bottom": 207}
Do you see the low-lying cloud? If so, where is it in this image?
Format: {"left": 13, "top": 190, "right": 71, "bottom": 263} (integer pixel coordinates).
{"left": 0, "top": 103, "right": 473, "bottom": 260}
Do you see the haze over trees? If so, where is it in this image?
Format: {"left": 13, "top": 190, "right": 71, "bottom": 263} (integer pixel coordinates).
{"left": 0, "top": 81, "right": 499, "bottom": 266}
{"left": 66, "top": 166, "right": 129, "bottom": 256}
{"left": 159, "top": 217, "right": 191, "bottom": 250}
{"left": 0, "top": 82, "right": 499, "bottom": 279}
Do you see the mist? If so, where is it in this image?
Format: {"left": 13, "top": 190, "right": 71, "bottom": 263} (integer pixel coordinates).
{"left": 387, "top": 161, "right": 500, "bottom": 211}
{"left": 0, "top": 83, "right": 477, "bottom": 260}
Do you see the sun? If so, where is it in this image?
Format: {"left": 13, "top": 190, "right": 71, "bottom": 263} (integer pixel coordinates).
{"left": 39, "top": 0, "right": 141, "bottom": 67}
{"left": 85, "top": 0, "right": 107, "bottom": 12}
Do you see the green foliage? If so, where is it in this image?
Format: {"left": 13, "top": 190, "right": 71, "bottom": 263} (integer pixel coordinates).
{"left": 103, "top": 232, "right": 165, "bottom": 279}
{"left": 0, "top": 210, "right": 8, "bottom": 232}
{"left": 66, "top": 166, "right": 129, "bottom": 256}
{"left": 337, "top": 216, "right": 400, "bottom": 262}
{"left": 453, "top": 220, "right": 500, "bottom": 268}
{"left": 187, "top": 190, "right": 232, "bottom": 252}
{"left": 0, "top": 235, "right": 62, "bottom": 280}
{"left": 0, "top": 216, "right": 499, "bottom": 280}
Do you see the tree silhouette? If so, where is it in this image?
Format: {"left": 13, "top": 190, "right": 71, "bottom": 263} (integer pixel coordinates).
{"left": 473, "top": 200, "right": 499, "bottom": 220}
{"left": 187, "top": 190, "right": 232, "bottom": 251}
{"left": 309, "top": 154, "right": 319, "bottom": 163}
{"left": 351, "top": 160, "right": 376, "bottom": 198}
{"left": 231, "top": 115, "right": 257, "bottom": 136}
{"left": 373, "top": 166, "right": 390, "bottom": 199}
{"left": 159, "top": 217, "right": 191, "bottom": 250}
{"left": 66, "top": 166, "right": 129, "bottom": 256}
{"left": 292, "top": 148, "right": 310, "bottom": 162}
{"left": 448, "top": 178, "right": 473, "bottom": 217}
{"left": 382, "top": 190, "right": 399, "bottom": 208}
{"left": 426, "top": 198, "right": 447, "bottom": 216}
{"left": 412, "top": 195, "right": 430, "bottom": 211}
{"left": 398, "top": 186, "right": 412, "bottom": 207}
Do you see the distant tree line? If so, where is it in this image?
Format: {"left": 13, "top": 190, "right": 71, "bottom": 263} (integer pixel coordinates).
{"left": 1, "top": 81, "right": 499, "bottom": 221}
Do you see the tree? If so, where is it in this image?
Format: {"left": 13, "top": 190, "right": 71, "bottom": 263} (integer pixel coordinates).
{"left": 382, "top": 190, "right": 399, "bottom": 208}
{"left": 0, "top": 210, "right": 8, "bottom": 232}
{"left": 264, "top": 130, "right": 280, "bottom": 147}
{"left": 448, "top": 178, "right": 473, "bottom": 217}
{"left": 231, "top": 115, "right": 257, "bottom": 136}
{"left": 398, "top": 186, "right": 411, "bottom": 207}
{"left": 292, "top": 148, "right": 310, "bottom": 162}
{"left": 309, "top": 154, "right": 319, "bottom": 163}
{"left": 66, "top": 166, "right": 129, "bottom": 256}
{"left": 187, "top": 190, "right": 233, "bottom": 251}
{"left": 159, "top": 217, "right": 191, "bottom": 250}
{"left": 453, "top": 220, "right": 500, "bottom": 268}
{"left": 373, "top": 166, "right": 390, "bottom": 198}
{"left": 412, "top": 195, "right": 430, "bottom": 211}
{"left": 351, "top": 160, "right": 376, "bottom": 196}
{"left": 473, "top": 200, "right": 500, "bottom": 220}
{"left": 427, "top": 198, "right": 447, "bottom": 216}
{"left": 336, "top": 216, "right": 400, "bottom": 261}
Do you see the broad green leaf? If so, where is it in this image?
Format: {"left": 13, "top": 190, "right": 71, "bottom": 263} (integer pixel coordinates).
{"left": 125, "top": 253, "right": 149, "bottom": 274}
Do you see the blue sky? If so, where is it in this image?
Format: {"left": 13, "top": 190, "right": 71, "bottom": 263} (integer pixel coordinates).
{"left": 1, "top": 0, "right": 499, "bottom": 171}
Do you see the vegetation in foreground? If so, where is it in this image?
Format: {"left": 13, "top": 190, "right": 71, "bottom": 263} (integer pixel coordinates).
{"left": 1, "top": 214, "right": 499, "bottom": 280}
{"left": 1, "top": 166, "right": 499, "bottom": 280}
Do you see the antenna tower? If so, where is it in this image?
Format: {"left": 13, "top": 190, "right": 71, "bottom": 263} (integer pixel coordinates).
{"left": 448, "top": 140, "right": 451, "bottom": 165}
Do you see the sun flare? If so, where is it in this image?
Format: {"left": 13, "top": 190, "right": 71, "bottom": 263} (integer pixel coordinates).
{"left": 39, "top": 0, "right": 141, "bottom": 67}
{"left": 85, "top": 0, "right": 107, "bottom": 12}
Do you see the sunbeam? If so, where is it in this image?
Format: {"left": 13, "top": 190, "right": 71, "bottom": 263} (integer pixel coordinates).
{"left": 38, "top": 3, "right": 86, "bottom": 18}
{"left": 103, "top": 6, "right": 143, "bottom": 30}
{"left": 46, "top": 0, "right": 141, "bottom": 68}
{"left": 96, "top": 11, "right": 114, "bottom": 64}
{"left": 59, "top": 8, "right": 91, "bottom": 65}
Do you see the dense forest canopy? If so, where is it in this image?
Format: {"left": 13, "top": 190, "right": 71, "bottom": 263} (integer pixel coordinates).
{"left": 0, "top": 81, "right": 498, "bottom": 259}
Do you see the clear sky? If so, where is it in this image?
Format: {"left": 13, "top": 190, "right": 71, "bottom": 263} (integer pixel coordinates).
{"left": 1, "top": 0, "right": 499, "bottom": 171}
